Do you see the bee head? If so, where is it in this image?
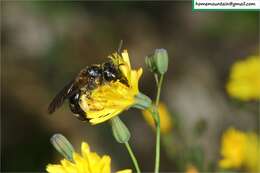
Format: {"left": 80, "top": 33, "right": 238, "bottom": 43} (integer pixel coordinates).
{"left": 87, "top": 65, "right": 102, "bottom": 78}
{"left": 103, "top": 62, "right": 119, "bottom": 81}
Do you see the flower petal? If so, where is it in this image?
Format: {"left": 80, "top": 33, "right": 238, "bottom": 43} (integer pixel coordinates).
{"left": 99, "top": 156, "right": 111, "bottom": 173}
{"left": 116, "top": 169, "right": 132, "bottom": 173}
{"left": 226, "top": 55, "right": 260, "bottom": 100}
{"left": 46, "top": 164, "right": 67, "bottom": 173}
{"left": 89, "top": 110, "right": 123, "bottom": 125}
{"left": 121, "top": 50, "right": 131, "bottom": 68}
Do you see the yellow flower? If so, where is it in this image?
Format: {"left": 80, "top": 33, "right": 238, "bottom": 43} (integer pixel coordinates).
{"left": 79, "top": 50, "right": 143, "bottom": 125}
{"left": 46, "top": 142, "right": 132, "bottom": 173}
{"left": 142, "top": 102, "right": 173, "bottom": 134}
{"left": 244, "top": 133, "right": 260, "bottom": 173}
{"left": 185, "top": 165, "right": 199, "bottom": 173}
{"left": 219, "top": 127, "right": 260, "bottom": 172}
{"left": 219, "top": 128, "right": 247, "bottom": 169}
{"left": 226, "top": 55, "right": 260, "bottom": 101}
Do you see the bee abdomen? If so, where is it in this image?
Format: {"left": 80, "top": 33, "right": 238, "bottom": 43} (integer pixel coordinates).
{"left": 69, "top": 104, "right": 88, "bottom": 121}
{"left": 69, "top": 93, "right": 88, "bottom": 121}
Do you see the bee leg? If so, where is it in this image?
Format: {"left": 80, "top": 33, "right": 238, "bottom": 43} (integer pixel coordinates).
{"left": 119, "top": 77, "right": 129, "bottom": 87}
{"left": 69, "top": 103, "right": 88, "bottom": 121}
{"left": 69, "top": 93, "right": 89, "bottom": 122}
{"left": 73, "top": 113, "right": 88, "bottom": 121}
{"left": 87, "top": 77, "right": 98, "bottom": 90}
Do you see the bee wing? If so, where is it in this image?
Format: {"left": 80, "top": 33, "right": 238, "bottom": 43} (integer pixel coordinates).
{"left": 48, "top": 79, "right": 79, "bottom": 114}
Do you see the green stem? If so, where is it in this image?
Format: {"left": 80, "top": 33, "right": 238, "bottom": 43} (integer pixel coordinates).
{"left": 155, "top": 112, "right": 160, "bottom": 173}
{"left": 124, "top": 142, "right": 141, "bottom": 173}
{"left": 155, "top": 75, "right": 164, "bottom": 107}
{"left": 154, "top": 74, "right": 164, "bottom": 173}
{"left": 154, "top": 74, "right": 159, "bottom": 86}
{"left": 148, "top": 106, "right": 161, "bottom": 173}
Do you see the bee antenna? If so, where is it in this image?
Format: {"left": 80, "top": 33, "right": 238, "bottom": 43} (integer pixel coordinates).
{"left": 117, "top": 40, "right": 123, "bottom": 53}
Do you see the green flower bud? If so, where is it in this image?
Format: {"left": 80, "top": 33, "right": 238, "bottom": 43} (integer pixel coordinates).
{"left": 154, "top": 49, "right": 168, "bottom": 75}
{"left": 111, "top": 116, "right": 131, "bottom": 143}
{"left": 133, "top": 92, "right": 152, "bottom": 110}
{"left": 50, "top": 134, "right": 75, "bottom": 161}
{"left": 145, "top": 49, "right": 169, "bottom": 75}
{"left": 145, "top": 55, "right": 157, "bottom": 73}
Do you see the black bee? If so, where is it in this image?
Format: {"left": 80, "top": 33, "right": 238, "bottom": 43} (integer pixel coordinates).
{"left": 48, "top": 60, "right": 127, "bottom": 121}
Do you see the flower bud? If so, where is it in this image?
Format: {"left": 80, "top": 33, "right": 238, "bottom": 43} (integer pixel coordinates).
{"left": 145, "top": 55, "right": 157, "bottom": 73}
{"left": 50, "top": 134, "right": 75, "bottom": 161}
{"left": 154, "top": 49, "right": 168, "bottom": 75}
{"left": 145, "top": 49, "right": 169, "bottom": 75}
{"left": 111, "top": 116, "right": 131, "bottom": 143}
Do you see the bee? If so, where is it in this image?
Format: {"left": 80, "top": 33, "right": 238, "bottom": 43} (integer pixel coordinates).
{"left": 48, "top": 59, "right": 127, "bottom": 121}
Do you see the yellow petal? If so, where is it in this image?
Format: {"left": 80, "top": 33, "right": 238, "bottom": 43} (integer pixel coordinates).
{"left": 116, "top": 169, "right": 132, "bottom": 173}
{"left": 73, "top": 153, "right": 86, "bottom": 173}
{"left": 226, "top": 55, "right": 260, "bottom": 101}
{"left": 46, "top": 164, "right": 67, "bottom": 173}
{"left": 219, "top": 128, "right": 247, "bottom": 169}
{"left": 121, "top": 50, "right": 131, "bottom": 68}
{"left": 89, "top": 110, "right": 123, "bottom": 125}
{"left": 99, "top": 155, "right": 111, "bottom": 173}
{"left": 130, "top": 68, "right": 143, "bottom": 93}
{"left": 61, "top": 159, "right": 77, "bottom": 173}
{"left": 81, "top": 142, "right": 90, "bottom": 159}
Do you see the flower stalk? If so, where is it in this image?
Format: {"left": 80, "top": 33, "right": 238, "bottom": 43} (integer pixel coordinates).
{"left": 148, "top": 104, "right": 161, "bottom": 173}
{"left": 152, "top": 74, "right": 165, "bottom": 173}
{"left": 155, "top": 75, "right": 164, "bottom": 107}
{"left": 111, "top": 116, "right": 141, "bottom": 173}
{"left": 145, "top": 48, "right": 168, "bottom": 173}
{"left": 125, "top": 142, "right": 141, "bottom": 173}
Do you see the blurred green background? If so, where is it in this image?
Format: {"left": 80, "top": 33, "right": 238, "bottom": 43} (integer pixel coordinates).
{"left": 1, "top": 1, "right": 259, "bottom": 172}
